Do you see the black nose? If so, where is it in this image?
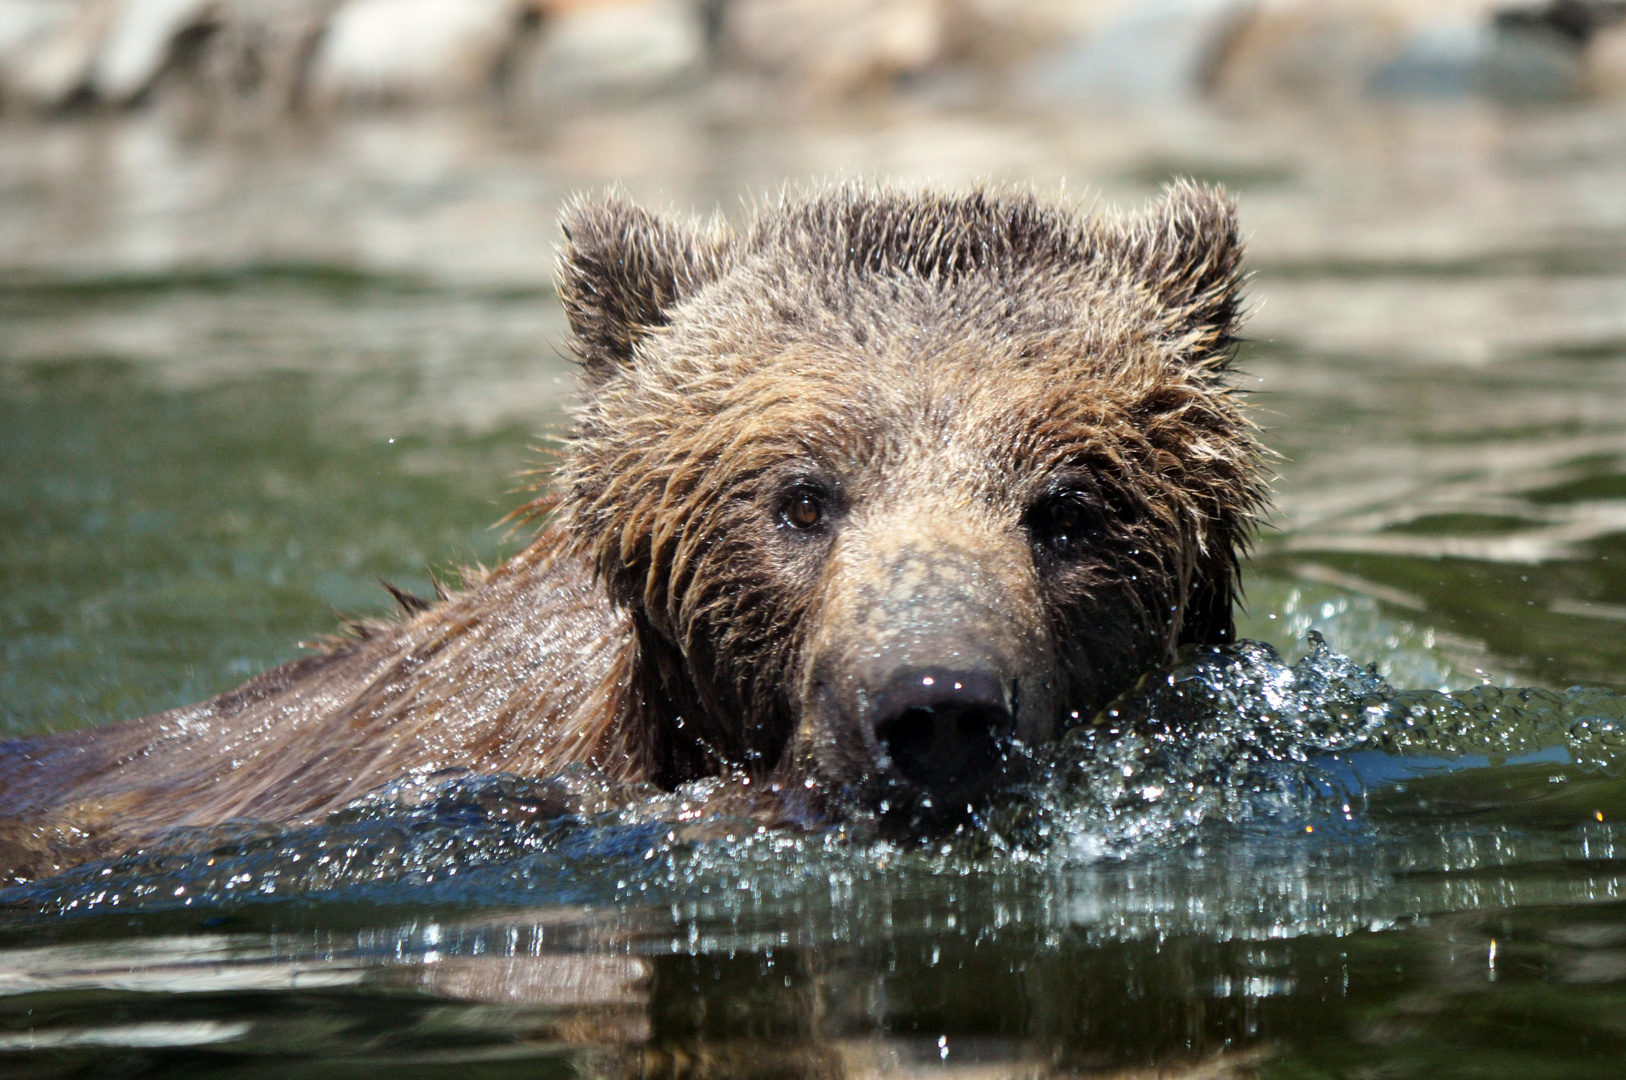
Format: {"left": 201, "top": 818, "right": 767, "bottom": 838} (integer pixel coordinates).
{"left": 872, "top": 668, "right": 1014, "bottom": 801}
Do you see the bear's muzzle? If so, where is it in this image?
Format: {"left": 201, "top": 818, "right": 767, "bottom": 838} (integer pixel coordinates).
{"left": 795, "top": 513, "right": 1056, "bottom": 823}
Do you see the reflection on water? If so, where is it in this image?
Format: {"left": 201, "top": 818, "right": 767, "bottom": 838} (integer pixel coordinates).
{"left": 8, "top": 871, "right": 1626, "bottom": 1075}
{"left": 3, "top": 96, "right": 1626, "bottom": 1075}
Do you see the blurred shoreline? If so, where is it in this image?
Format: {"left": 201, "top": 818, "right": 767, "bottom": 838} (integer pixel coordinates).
{"left": 0, "top": 1, "right": 1625, "bottom": 290}
{"left": 5, "top": 0, "right": 1626, "bottom": 117}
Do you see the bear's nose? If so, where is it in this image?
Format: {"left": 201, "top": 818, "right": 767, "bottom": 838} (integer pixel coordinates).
{"left": 872, "top": 668, "right": 1014, "bottom": 803}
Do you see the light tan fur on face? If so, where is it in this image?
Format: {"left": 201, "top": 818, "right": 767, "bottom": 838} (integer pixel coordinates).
{"left": 793, "top": 499, "right": 1056, "bottom": 796}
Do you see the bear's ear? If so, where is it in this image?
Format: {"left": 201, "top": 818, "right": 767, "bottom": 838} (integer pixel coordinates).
{"left": 1115, "top": 182, "right": 1245, "bottom": 368}
{"left": 558, "top": 192, "right": 735, "bottom": 389}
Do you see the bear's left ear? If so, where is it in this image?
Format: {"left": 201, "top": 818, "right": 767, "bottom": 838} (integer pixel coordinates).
{"left": 558, "top": 192, "right": 735, "bottom": 390}
{"left": 1117, "top": 182, "right": 1245, "bottom": 369}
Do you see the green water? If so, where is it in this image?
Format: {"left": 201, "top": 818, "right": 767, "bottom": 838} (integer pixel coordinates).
{"left": 3, "top": 101, "right": 1626, "bottom": 1078}
{"left": 0, "top": 276, "right": 563, "bottom": 736}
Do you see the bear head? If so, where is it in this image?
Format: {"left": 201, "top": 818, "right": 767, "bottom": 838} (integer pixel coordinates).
{"left": 555, "top": 183, "right": 1266, "bottom": 827}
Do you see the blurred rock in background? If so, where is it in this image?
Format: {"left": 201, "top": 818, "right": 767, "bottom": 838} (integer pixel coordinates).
{"left": 2, "top": 0, "right": 1626, "bottom": 115}
{"left": 719, "top": 0, "right": 944, "bottom": 93}
{"left": 306, "top": 0, "right": 533, "bottom": 105}
{"left": 1022, "top": 0, "right": 1252, "bottom": 103}
{"left": 519, "top": 0, "right": 701, "bottom": 100}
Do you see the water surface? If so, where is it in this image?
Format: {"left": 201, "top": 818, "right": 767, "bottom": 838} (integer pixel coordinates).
{"left": 3, "top": 98, "right": 1626, "bottom": 1077}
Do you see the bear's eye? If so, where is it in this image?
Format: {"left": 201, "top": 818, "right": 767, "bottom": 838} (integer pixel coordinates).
{"left": 1028, "top": 492, "right": 1102, "bottom": 556}
{"left": 780, "top": 488, "right": 825, "bottom": 531}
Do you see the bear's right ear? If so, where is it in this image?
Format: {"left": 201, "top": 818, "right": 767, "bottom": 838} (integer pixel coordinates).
{"left": 1114, "top": 181, "right": 1245, "bottom": 371}
{"left": 558, "top": 192, "right": 735, "bottom": 389}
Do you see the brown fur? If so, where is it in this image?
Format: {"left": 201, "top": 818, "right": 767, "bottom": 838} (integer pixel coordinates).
{"left": 0, "top": 183, "right": 1265, "bottom": 880}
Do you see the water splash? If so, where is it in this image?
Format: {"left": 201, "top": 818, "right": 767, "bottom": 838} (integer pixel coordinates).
{"left": 1016, "top": 632, "right": 1626, "bottom": 856}
{"left": 5, "top": 634, "right": 1625, "bottom": 925}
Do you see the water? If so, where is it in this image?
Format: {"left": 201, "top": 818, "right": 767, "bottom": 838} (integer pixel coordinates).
{"left": 4, "top": 97, "right": 1626, "bottom": 1075}
{"left": 4, "top": 641, "right": 1626, "bottom": 1076}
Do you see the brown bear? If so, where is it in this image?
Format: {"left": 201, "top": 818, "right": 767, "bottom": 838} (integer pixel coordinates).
{"left": 0, "top": 182, "right": 1265, "bottom": 882}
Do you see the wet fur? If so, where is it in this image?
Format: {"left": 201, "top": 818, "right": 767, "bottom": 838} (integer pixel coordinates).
{"left": 0, "top": 183, "right": 1265, "bottom": 880}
